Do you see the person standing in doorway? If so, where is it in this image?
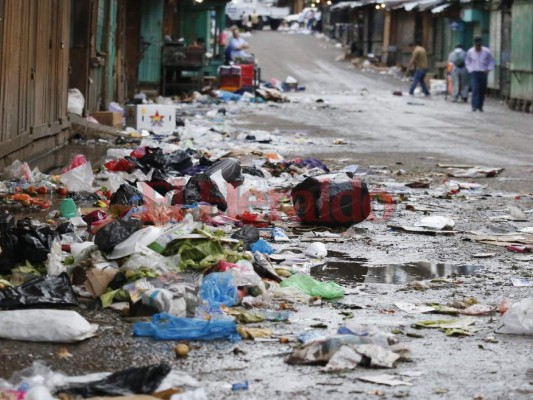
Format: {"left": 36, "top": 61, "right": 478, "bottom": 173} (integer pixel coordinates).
{"left": 465, "top": 37, "right": 495, "bottom": 112}
{"left": 408, "top": 41, "right": 430, "bottom": 97}
{"left": 448, "top": 44, "right": 469, "bottom": 102}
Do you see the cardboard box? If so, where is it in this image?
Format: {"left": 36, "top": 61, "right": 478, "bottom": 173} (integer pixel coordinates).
{"left": 91, "top": 111, "right": 123, "bottom": 129}
{"left": 125, "top": 105, "right": 176, "bottom": 132}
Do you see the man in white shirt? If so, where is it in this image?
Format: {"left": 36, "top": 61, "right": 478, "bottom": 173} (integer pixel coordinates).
{"left": 465, "top": 37, "right": 495, "bottom": 112}
{"left": 228, "top": 28, "right": 253, "bottom": 62}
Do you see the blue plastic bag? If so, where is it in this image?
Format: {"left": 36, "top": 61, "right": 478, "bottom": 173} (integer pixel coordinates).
{"left": 134, "top": 313, "right": 240, "bottom": 341}
{"left": 250, "top": 239, "right": 273, "bottom": 255}
{"left": 199, "top": 271, "right": 238, "bottom": 308}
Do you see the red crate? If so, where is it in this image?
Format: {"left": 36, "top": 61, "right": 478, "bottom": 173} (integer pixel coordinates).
{"left": 239, "top": 64, "right": 254, "bottom": 87}
{"left": 220, "top": 75, "right": 242, "bottom": 91}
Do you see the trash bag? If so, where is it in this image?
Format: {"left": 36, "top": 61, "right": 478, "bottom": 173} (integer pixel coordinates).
{"left": 104, "top": 158, "right": 135, "bottom": 173}
{"left": 60, "top": 162, "right": 94, "bottom": 192}
{"left": 164, "top": 150, "right": 193, "bottom": 172}
{"left": 291, "top": 174, "right": 370, "bottom": 226}
{"left": 15, "top": 223, "right": 59, "bottom": 264}
{"left": 242, "top": 166, "right": 265, "bottom": 178}
{"left": 199, "top": 271, "right": 238, "bottom": 308}
{"left": 133, "top": 313, "right": 239, "bottom": 341}
{"left": 280, "top": 274, "right": 344, "bottom": 299}
{"left": 0, "top": 273, "right": 78, "bottom": 309}
{"left": 109, "top": 183, "right": 143, "bottom": 207}
{"left": 205, "top": 158, "right": 244, "bottom": 187}
{"left": 137, "top": 147, "right": 166, "bottom": 169}
{"left": 0, "top": 309, "right": 98, "bottom": 343}
{"left": 231, "top": 226, "right": 259, "bottom": 250}
{"left": 145, "top": 169, "right": 174, "bottom": 196}
{"left": 94, "top": 218, "right": 143, "bottom": 253}
{"left": 495, "top": 298, "right": 533, "bottom": 335}
{"left": 184, "top": 174, "right": 227, "bottom": 211}
{"left": 57, "top": 364, "right": 171, "bottom": 397}
{"left": 0, "top": 213, "right": 17, "bottom": 274}
{"left": 82, "top": 210, "right": 107, "bottom": 227}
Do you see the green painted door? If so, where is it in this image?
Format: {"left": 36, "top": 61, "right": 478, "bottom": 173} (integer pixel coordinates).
{"left": 138, "top": 0, "right": 164, "bottom": 83}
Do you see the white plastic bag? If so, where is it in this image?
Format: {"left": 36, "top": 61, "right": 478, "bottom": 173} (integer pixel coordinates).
{"left": 67, "top": 88, "right": 85, "bottom": 116}
{"left": 495, "top": 298, "right": 533, "bottom": 335}
{"left": 0, "top": 310, "right": 98, "bottom": 342}
{"left": 60, "top": 162, "right": 94, "bottom": 192}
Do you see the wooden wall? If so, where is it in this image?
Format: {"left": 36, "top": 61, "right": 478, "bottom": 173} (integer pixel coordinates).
{"left": 0, "top": 0, "right": 70, "bottom": 166}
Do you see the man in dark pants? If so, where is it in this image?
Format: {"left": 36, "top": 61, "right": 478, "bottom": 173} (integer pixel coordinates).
{"left": 465, "top": 37, "right": 495, "bottom": 112}
{"left": 408, "top": 41, "right": 430, "bottom": 97}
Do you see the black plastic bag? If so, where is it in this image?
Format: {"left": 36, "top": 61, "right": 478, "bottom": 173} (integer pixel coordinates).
{"left": 16, "top": 224, "right": 58, "bottom": 264}
{"left": 57, "top": 363, "right": 171, "bottom": 397}
{"left": 110, "top": 183, "right": 143, "bottom": 207}
{"left": 242, "top": 166, "right": 265, "bottom": 178}
{"left": 231, "top": 226, "right": 259, "bottom": 250}
{"left": 55, "top": 221, "right": 74, "bottom": 235}
{"left": 0, "top": 272, "right": 78, "bottom": 309}
{"left": 0, "top": 213, "right": 18, "bottom": 274}
{"left": 205, "top": 158, "right": 244, "bottom": 187}
{"left": 94, "top": 218, "right": 143, "bottom": 252}
{"left": 291, "top": 175, "right": 371, "bottom": 226}
{"left": 137, "top": 147, "right": 166, "bottom": 169}
{"left": 184, "top": 174, "right": 227, "bottom": 211}
{"left": 145, "top": 169, "right": 174, "bottom": 196}
{"left": 164, "top": 149, "right": 193, "bottom": 172}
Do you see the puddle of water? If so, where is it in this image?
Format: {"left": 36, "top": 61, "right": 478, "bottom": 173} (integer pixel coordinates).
{"left": 31, "top": 143, "right": 109, "bottom": 175}
{"left": 312, "top": 260, "right": 481, "bottom": 285}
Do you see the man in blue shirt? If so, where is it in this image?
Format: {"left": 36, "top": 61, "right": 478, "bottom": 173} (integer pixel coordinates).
{"left": 465, "top": 37, "right": 495, "bottom": 112}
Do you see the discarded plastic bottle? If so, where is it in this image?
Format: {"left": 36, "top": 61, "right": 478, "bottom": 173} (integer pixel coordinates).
{"left": 262, "top": 310, "right": 290, "bottom": 321}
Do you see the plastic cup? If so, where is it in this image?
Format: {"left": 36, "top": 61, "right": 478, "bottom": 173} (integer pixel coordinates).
{"left": 60, "top": 198, "right": 77, "bottom": 218}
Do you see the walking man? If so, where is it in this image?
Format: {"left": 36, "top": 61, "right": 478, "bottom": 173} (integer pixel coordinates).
{"left": 465, "top": 37, "right": 495, "bottom": 112}
{"left": 448, "top": 44, "right": 469, "bottom": 102}
{"left": 408, "top": 41, "right": 430, "bottom": 97}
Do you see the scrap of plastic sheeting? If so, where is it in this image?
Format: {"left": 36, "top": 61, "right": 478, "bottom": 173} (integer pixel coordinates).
{"left": 303, "top": 242, "right": 327, "bottom": 258}
{"left": 56, "top": 363, "right": 171, "bottom": 397}
{"left": 414, "top": 216, "right": 455, "bottom": 230}
{"left": 358, "top": 374, "right": 412, "bottom": 386}
{"left": 107, "top": 226, "right": 163, "bottom": 259}
{"left": 495, "top": 298, "right": 533, "bottom": 335}
{"left": 0, "top": 273, "right": 78, "bottom": 309}
{"left": 510, "top": 278, "right": 533, "bottom": 287}
{"left": 60, "top": 162, "right": 94, "bottom": 192}
{"left": 0, "top": 309, "right": 98, "bottom": 342}
{"left": 170, "top": 388, "right": 208, "bottom": 400}
{"left": 355, "top": 344, "right": 400, "bottom": 368}
{"left": 395, "top": 302, "right": 434, "bottom": 314}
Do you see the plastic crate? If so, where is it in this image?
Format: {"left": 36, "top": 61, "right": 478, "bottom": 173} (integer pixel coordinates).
{"left": 220, "top": 75, "right": 242, "bottom": 91}
{"left": 239, "top": 64, "right": 254, "bottom": 87}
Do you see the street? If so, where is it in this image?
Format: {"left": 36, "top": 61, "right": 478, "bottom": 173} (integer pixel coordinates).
{"left": 1, "top": 30, "right": 533, "bottom": 400}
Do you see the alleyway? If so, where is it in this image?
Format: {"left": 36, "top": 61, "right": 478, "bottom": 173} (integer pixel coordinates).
{"left": 1, "top": 30, "right": 533, "bottom": 400}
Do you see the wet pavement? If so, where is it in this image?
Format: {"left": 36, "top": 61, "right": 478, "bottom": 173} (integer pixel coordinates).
{"left": 1, "top": 31, "right": 533, "bottom": 399}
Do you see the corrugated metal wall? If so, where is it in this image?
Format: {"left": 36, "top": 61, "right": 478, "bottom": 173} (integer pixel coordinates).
{"left": 510, "top": 0, "right": 533, "bottom": 101}
{"left": 0, "top": 0, "right": 70, "bottom": 162}
{"left": 138, "top": 0, "right": 164, "bottom": 83}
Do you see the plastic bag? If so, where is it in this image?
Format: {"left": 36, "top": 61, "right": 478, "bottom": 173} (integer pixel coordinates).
{"left": 67, "top": 88, "right": 84, "bottom": 116}
{"left": 133, "top": 313, "right": 239, "bottom": 341}
{"left": 231, "top": 226, "right": 259, "bottom": 250}
{"left": 252, "top": 252, "right": 282, "bottom": 282}
{"left": 141, "top": 288, "right": 187, "bottom": 317}
{"left": 199, "top": 271, "right": 238, "bottom": 308}
{"left": 3, "top": 160, "right": 32, "bottom": 181}
{"left": 94, "top": 218, "right": 143, "bottom": 253}
{"left": 250, "top": 239, "right": 273, "bottom": 255}
{"left": 280, "top": 274, "right": 344, "bottom": 299}
{"left": 104, "top": 158, "right": 135, "bottom": 173}
{"left": 0, "top": 273, "right": 77, "bottom": 309}
{"left": 60, "top": 162, "right": 94, "bottom": 192}
{"left": 184, "top": 174, "right": 227, "bottom": 211}
{"left": 0, "top": 213, "right": 17, "bottom": 274}
{"left": 0, "top": 309, "right": 98, "bottom": 342}
{"left": 495, "top": 298, "right": 533, "bottom": 335}
{"left": 110, "top": 183, "right": 143, "bottom": 207}
{"left": 165, "top": 150, "right": 193, "bottom": 172}
{"left": 57, "top": 364, "right": 171, "bottom": 397}
{"left": 291, "top": 174, "right": 370, "bottom": 226}
{"left": 205, "top": 158, "right": 244, "bottom": 187}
